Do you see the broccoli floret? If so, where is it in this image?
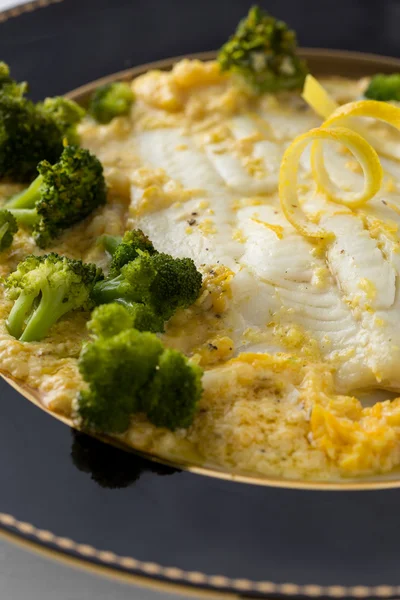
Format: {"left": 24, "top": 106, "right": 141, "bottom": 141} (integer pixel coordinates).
{"left": 92, "top": 251, "right": 202, "bottom": 327}
{"left": 78, "top": 327, "right": 164, "bottom": 433}
{"left": 218, "top": 5, "right": 308, "bottom": 93}
{"left": 93, "top": 232, "right": 202, "bottom": 334}
{"left": 142, "top": 348, "right": 203, "bottom": 430}
{"left": 4, "top": 253, "right": 103, "bottom": 342}
{"left": 5, "top": 145, "right": 107, "bottom": 248}
{"left": 38, "top": 97, "right": 85, "bottom": 146}
{"left": 76, "top": 303, "right": 203, "bottom": 433}
{"left": 364, "top": 74, "right": 400, "bottom": 101}
{"left": 100, "top": 229, "right": 157, "bottom": 276}
{"left": 121, "top": 300, "right": 165, "bottom": 333}
{"left": 0, "top": 94, "right": 64, "bottom": 182}
{"left": 126, "top": 253, "right": 202, "bottom": 320}
{"left": 0, "top": 84, "right": 84, "bottom": 182}
{"left": 89, "top": 82, "right": 134, "bottom": 124}
{"left": 142, "top": 253, "right": 202, "bottom": 319}
{"left": 88, "top": 298, "right": 164, "bottom": 337}
{"left": 0, "top": 209, "right": 17, "bottom": 251}
{"left": 87, "top": 303, "right": 134, "bottom": 339}
{"left": 0, "top": 62, "right": 12, "bottom": 90}
{"left": 0, "top": 62, "right": 27, "bottom": 98}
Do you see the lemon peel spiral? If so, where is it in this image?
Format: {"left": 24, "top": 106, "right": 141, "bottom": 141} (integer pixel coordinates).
{"left": 302, "top": 75, "right": 400, "bottom": 160}
{"left": 323, "top": 99, "right": 400, "bottom": 161}
{"left": 279, "top": 126, "right": 383, "bottom": 238}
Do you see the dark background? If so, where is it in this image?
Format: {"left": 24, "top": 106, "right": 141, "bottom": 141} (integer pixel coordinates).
{"left": 1, "top": 0, "right": 400, "bottom": 100}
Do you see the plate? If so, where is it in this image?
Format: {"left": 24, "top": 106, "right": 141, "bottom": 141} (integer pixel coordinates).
{"left": 2, "top": 1, "right": 400, "bottom": 598}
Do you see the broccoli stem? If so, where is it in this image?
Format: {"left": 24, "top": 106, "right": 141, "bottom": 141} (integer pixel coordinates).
{"left": 19, "top": 282, "right": 72, "bottom": 342}
{"left": 100, "top": 234, "right": 122, "bottom": 256}
{"left": 9, "top": 208, "right": 40, "bottom": 226}
{"left": 6, "top": 175, "right": 43, "bottom": 209}
{"left": 91, "top": 275, "right": 138, "bottom": 305}
{"left": 0, "top": 222, "right": 10, "bottom": 245}
{"left": 6, "top": 291, "right": 36, "bottom": 339}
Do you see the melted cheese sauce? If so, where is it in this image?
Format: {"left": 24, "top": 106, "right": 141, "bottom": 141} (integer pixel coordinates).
{"left": 3, "top": 60, "right": 400, "bottom": 481}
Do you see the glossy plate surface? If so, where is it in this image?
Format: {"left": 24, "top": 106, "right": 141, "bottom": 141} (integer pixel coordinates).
{"left": 2, "top": 1, "right": 400, "bottom": 598}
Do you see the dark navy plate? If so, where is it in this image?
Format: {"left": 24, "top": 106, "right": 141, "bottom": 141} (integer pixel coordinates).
{"left": 2, "top": 1, "right": 400, "bottom": 598}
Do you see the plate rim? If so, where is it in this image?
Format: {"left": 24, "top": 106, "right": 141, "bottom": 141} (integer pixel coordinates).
{"left": 1, "top": 507, "right": 400, "bottom": 600}
{"left": 0, "top": 0, "right": 65, "bottom": 24}
{"left": 0, "top": 524, "right": 236, "bottom": 600}
{"left": 8, "top": 369, "right": 400, "bottom": 492}
{"left": 22, "top": 46, "right": 400, "bottom": 493}
{"left": 65, "top": 47, "right": 400, "bottom": 102}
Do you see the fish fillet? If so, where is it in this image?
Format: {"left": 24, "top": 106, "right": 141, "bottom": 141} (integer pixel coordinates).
{"left": 129, "top": 114, "right": 400, "bottom": 394}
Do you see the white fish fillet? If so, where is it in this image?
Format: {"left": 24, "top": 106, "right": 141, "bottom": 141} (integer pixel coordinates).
{"left": 324, "top": 213, "right": 396, "bottom": 310}
{"left": 131, "top": 129, "right": 242, "bottom": 268}
{"left": 258, "top": 106, "right": 321, "bottom": 141}
{"left": 129, "top": 110, "right": 400, "bottom": 393}
{"left": 203, "top": 115, "right": 283, "bottom": 195}
{"left": 236, "top": 206, "right": 374, "bottom": 389}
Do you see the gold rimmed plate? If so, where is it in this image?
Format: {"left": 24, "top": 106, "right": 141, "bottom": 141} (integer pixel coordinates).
{"left": 2, "top": 1, "right": 400, "bottom": 597}
{"left": 5, "top": 48, "right": 400, "bottom": 493}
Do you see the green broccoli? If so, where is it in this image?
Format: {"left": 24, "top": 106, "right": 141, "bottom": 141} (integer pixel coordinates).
{"left": 0, "top": 209, "right": 17, "bottom": 251}
{"left": 78, "top": 327, "right": 164, "bottom": 433}
{"left": 100, "top": 229, "right": 157, "bottom": 276}
{"left": 89, "top": 82, "right": 134, "bottom": 124}
{"left": 38, "top": 97, "right": 85, "bottom": 146}
{"left": 4, "top": 253, "right": 103, "bottom": 342}
{"left": 0, "top": 93, "right": 64, "bottom": 181}
{"left": 87, "top": 302, "right": 134, "bottom": 339}
{"left": 0, "top": 62, "right": 12, "bottom": 89}
{"left": 5, "top": 145, "right": 107, "bottom": 248}
{"left": 99, "top": 233, "right": 122, "bottom": 256}
{"left": 0, "top": 82, "right": 85, "bottom": 182}
{"left": 124, "top": 301, "right": 165, "bottom": 333}
{"left": 76, "top": 302, "right": 203, "bottom": 433}
{"left": 364, "top": 74, "right": 400, "bottom": 101}
{"left": 143, "top": 348, "right": 203, "bottom": 430}
{"left": 0, "top": 61, "right": 27, "bottom": 97}
{"left": 91, "top": 250, "right": 202, "bottom": 327}
{"left": 88, "top": 298, "right": 164, "bottom": 336}
{"left": 218, "top": 5, "right": 308, "bottom": 93}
